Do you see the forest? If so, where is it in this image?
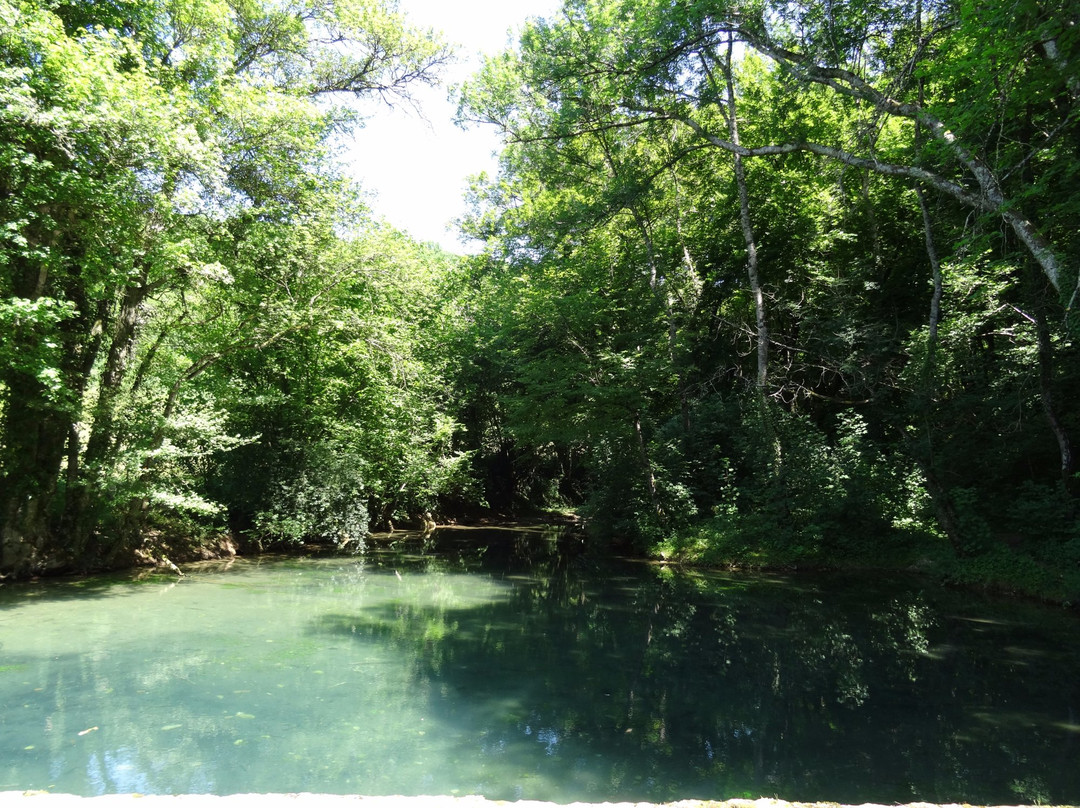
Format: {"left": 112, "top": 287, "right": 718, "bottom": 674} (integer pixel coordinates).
{"left": 1, "top": 0, "right": 1079, "bottom": 602}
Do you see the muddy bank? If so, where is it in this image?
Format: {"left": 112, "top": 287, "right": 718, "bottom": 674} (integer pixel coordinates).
{"left": 0, "top": 794, "right": 1056, "bottom": 808}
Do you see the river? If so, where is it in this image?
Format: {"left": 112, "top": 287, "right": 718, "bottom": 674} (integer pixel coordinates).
{"left": 1, "top": 524, "right": 1077, "bottom": 804}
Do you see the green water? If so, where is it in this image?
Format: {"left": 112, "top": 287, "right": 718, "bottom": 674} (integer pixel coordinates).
{"left": 1, "top": 525, "right": 1078, "bottom": 804}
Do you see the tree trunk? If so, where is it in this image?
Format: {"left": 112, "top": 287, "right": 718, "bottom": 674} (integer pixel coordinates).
{"left": 629, "top": 206, "right": 692, "bottom": 433}
{"left": 732, "top": 31, "right": 1072, "bottom": 299}
{"left": 662, "top": 105, "right": 1069, "bottom": 299}
{"left": 634, "top": 411, "right": 661, "bottom": 518}
{"left": 62, "top": 278, "right": 150, "bottom": 554}
{"left": 909, "top": 190, "right": 960, "bottom": 551}
{"left": 722, "top": 38, "right": 768, "bottom": 393}
{"left": 1030, "top": 274, "right": 1074, "bottom": 491}
{"left": 83, "top": 279, "right": 147, "bottom": 468}
{"left": 0, "top": 384, "right": 71, "bottom": 575}
{"left": 916, "top": 188, "right": 944, "bottom": 367}
{"left": 0, "top": 264, "right": 106, "bottom": 576}
{"left": 919, "top": 464, "right": 967, "bottom": 557}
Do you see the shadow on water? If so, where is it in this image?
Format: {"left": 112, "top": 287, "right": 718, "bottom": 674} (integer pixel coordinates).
{"left": 310, "top": 528, "right": 1080, "bottom": 805}
{"left": 0, "top": 570, "right": 184, "bottom": 606}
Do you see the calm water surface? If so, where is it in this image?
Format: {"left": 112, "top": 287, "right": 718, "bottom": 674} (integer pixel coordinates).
{"left": 1, "top": 525, "right": 1078, "bottom": 804}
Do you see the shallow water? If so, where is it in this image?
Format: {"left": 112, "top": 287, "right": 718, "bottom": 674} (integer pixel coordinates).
{"left": 1, "top": 525, "right": 1078, "bottom": 804}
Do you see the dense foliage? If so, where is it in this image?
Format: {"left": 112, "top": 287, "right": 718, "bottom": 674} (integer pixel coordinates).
{"left": 2, "top": 0, "right": 1079, "bottom": 599}
{"left": 0, "top": 0, "right": 466, "bottom": 573}
{"left": 451, "top": 0, "right": 1080, "bottom": 597}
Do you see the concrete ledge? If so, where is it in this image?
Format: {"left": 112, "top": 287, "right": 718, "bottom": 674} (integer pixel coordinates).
{"left": 1, "top": 794, "right": 1057, "bottom": 808}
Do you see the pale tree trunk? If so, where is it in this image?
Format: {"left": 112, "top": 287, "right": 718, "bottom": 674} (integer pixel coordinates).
{"left": 912, "top": 186, "right": 965, "bottom": 552}
{"left": 906, "top": 14, "right": 963, "bottom": 548}
{"left": 916, "top": 189, "right": 943, "bottom": 363}
{"left": 731, "top": 32, "right": 1071, "bottom": 300}
{"left": 722, "top": 38, "right": 768, "bottom": 393}
{"left": 906, "top": 22, "right": 962, "bottom": 550}
{"left": 671, "top": 165, "right": 699, "bottom": 432}
{"left": 629, "top": 206, "right": 691, "bottom": 432}
{"left": 666, "top": 108, "right": 1071, "bottom": 296}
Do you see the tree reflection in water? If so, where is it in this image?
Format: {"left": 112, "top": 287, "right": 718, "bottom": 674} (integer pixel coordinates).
{"left": 317, "top": 527, "right": 1079, "bottom": 804}
{"left": 0, "top": 525, "right": 1076, "bottom": 804}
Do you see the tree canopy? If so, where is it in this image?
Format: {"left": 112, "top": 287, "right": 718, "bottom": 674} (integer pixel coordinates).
{"left": 2, "top": 0, "right": 1078, "bottom": 599}
{"left": 452, "top": 0, "right": 1080, "bottom": 594}
{"left": 0, "top": 0, "right": 461, "bottom": 574}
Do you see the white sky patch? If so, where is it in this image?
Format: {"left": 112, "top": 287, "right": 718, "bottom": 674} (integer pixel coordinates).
{"left": 343, "top": 0, "right": 561, "bottom": 253}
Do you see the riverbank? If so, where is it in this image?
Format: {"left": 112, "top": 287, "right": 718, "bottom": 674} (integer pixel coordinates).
{"left": 2, "top": 795, "right": 1064, "bottom": 808}
{"left": 649, "top": 520, "right": 1080, "bottom": 608}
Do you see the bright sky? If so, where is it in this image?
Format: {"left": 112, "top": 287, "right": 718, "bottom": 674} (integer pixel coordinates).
{"left": 344, "top": 0, "right": 561, "bottom": 252}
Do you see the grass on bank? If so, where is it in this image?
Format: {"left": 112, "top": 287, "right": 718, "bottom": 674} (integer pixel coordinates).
{"left": 650, "top": 515, "right": 1080, "bottom": 606}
